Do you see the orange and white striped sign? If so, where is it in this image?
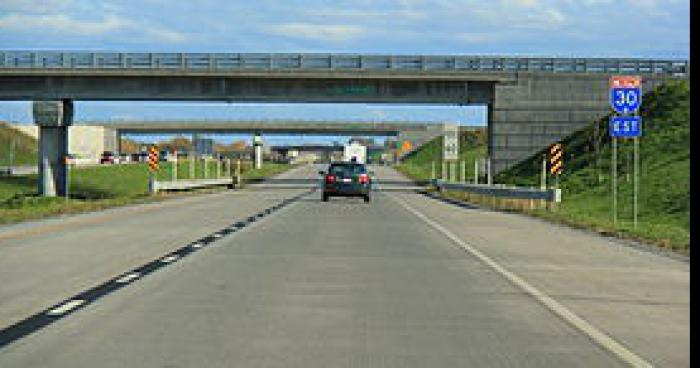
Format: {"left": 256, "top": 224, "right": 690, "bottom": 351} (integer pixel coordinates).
{"left": 549, "top": 143, "right": 563, "bottom": 175}
{"left": 609, "top": 75, "right": 641, "bottom": 89}
{"left": 148, "top": 146, "right": 159, "bottom": 172}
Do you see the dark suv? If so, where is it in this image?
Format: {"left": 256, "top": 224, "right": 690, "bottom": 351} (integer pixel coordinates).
{"left": 319, "top": 162, "right": 372, "bottom": 203}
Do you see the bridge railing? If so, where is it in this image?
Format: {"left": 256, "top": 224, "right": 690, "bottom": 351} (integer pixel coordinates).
{"left": 0, "top": 51, "right": 689, "bottom": 75}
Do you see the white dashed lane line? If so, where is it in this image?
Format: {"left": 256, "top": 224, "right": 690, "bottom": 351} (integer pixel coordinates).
{"left": 47, "top": 300, "right": 85, "bottom": 316}
{"left": 115, "top": 273, "right": 141, "bottom": 284}
{"left": 160, "top": 255, "right": 180, "bottom": 263}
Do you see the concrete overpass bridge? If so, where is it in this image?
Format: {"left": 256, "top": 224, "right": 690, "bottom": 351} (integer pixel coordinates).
{"left": 92, "top": 119, "right": 455, "bottom": 159}
{"left": 0, "top": 51, "right": 689, "bottom": 196}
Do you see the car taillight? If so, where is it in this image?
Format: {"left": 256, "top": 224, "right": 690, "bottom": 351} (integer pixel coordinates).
{"left": 325, "top": 175, "right": 336, "bottom": 184}
{"left": 359, "top": 174, "right": 369, "bottom": 184}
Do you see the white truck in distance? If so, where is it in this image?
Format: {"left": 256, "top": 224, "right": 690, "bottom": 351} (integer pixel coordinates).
{"left": 343, "top": 143, "right": 367, "bottom": 164}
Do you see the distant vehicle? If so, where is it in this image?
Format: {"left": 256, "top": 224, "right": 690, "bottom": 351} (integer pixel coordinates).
{"left": 343, "top": 143, "right": 367, "bottom": 164}
{"left": 319, "top": 162, "right": 372, "bottom": 203}
{"left": 100, "top": 151, "right": 116, "bottom": 164}
{"left": 119, "top": 154, "right": 131, "bottom": 163}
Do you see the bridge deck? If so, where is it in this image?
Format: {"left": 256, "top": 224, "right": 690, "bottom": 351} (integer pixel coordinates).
{"left": 0, "top": 51, "right": 689, "bottom": 76}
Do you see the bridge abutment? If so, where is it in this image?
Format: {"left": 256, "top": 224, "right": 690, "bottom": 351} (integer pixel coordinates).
{"left": 488, "top": 74, "right": 669, "bottom": 174}
{"left": 33, "top": 100, "right": 73, "bottom": 197}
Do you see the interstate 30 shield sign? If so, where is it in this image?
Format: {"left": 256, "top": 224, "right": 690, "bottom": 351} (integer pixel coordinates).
{"left": 609, "top": 76, "right": 642, "bottom": 114}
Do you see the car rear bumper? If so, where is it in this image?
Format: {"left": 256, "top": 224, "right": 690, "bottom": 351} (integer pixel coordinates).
{"left": 323, "top": 186, "right": 370, "bottom": 196}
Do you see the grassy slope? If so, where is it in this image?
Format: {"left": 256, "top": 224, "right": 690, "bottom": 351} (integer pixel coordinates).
{"left": 396, "top": 129, "right": 487, "bottom": 181}
{"left": 496, "top": 81, "right": 689, "bottom": 251}
{"left": 395, "top": 82, "right": 689, "bottom": 252}
{"left": 0, "top": 122, "right": 37, "bottom": 166}
{"left": 0, "top": 161, "right": 291, "bottom": 224}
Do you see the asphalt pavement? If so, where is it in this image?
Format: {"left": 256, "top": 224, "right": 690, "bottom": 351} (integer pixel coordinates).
{"left": 0, "top": 164, "right": 688, "bottom": 367}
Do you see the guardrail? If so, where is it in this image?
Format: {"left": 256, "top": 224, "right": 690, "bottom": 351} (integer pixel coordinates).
{"left": 433, "top": 180, "right": 561, "bottom": 202}
{"left": 152, "top": 178, "right": 234, "bottom": 193}
{"left": 0, "top": 51, "right": 689, "bottom": 75}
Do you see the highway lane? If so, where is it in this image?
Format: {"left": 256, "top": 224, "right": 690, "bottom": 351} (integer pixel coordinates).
{"left": 0, "top": 164, "right": 318, "bottom": 330}
{"left": 0, "top": 164, "right": 688, "bottom": 367}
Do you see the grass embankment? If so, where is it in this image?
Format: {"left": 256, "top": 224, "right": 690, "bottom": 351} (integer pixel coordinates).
{"left": 396, "top": 82, "right": 689, "bottom": 254}
{"left": 0, "top": 122, "right": 37, "bottom": 166}
{"left": 0, "top": 161, "right": 292, "bottom": 225}
{"left": 395, "top": 129, "right": 487, "bottom": 181}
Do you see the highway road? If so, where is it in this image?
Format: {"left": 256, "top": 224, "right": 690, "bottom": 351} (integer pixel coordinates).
{"left": 0, "top": 164, "right": 688, "bottom": 367}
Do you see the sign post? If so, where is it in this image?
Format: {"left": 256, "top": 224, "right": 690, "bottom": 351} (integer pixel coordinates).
{"left": 148, "top": 146, "right": 159, "bottom": 194}
{"left": 609, "top": 76, "right": 642, "bottom": 228}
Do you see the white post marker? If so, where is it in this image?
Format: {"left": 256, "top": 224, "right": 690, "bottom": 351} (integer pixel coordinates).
{"left": 474, "top": 159, "right": 479, "bottom": 184}
{"left": 541, "top": 156, "right": 547, "bottom": 189}
{"left": 172, "top": 150, "right": 178, "bottom": 181}
{"left": 487, "top": 157, "right": 493, "bottom": 185}
{"left": 189, "top": 152, "right": 195, "bottom": 179}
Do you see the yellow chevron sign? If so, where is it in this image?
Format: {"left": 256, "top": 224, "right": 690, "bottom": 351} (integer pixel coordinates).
{"left": 549, "top": 143, "right": 563, "bottom": 175}
{"left": 148, "top": 146, "right": 159, "bottom": 172}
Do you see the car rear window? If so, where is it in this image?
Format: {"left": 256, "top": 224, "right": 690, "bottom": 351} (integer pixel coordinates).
{"left": 329, "top": 164, "right": 366, "bottom": 176}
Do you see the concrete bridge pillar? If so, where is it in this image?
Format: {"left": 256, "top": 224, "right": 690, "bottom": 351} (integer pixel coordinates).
{"left": 33, "top": 100, "right": 73, "bottom": 197}
{"left": 253, "top": 133, "right": 262, "bottom": 169}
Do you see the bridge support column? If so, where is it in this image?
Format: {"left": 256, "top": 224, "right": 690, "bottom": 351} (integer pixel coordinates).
{"left": 33, "top": 100, "right": 73, "bottom": 197}
{"left": 253, "top": 133, "right": 262, "bottom": 169}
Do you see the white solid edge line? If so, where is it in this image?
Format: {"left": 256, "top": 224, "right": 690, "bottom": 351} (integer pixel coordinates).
{"left": 47, "top": 299, "right": 85, "bottom": 316}
{"left": 389, "top": 193, "right": 653, "bottom": 368}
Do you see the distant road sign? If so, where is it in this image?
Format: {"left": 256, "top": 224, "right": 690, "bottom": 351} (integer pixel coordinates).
{"left": 610, "top": 116, "right": 642, "bottom": 137}
{"left": 610, "top": 76, "right": 642, "bottom": 114}
{"left": 443, "top": 123, "right": 459, "bottom": 161}
{"left": 549, "top": 143, "right": 563, "bottom": 175}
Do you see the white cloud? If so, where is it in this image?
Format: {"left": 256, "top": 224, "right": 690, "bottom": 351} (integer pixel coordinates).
{"left": 268, "top": 23, "right": 365, "bottom": 42}
{"left": 0, "top": 13, "right": 128, "bottom": 34}
{"left": 0, "top": 10, "right": 189, "bottom": 44}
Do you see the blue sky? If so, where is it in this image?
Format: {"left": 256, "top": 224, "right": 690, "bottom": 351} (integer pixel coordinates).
{"left": 0, "top": 0, "right": 689, "bottom": 143}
